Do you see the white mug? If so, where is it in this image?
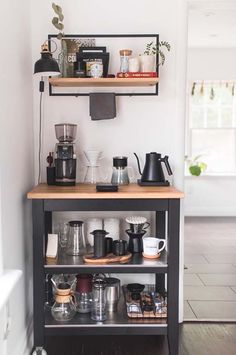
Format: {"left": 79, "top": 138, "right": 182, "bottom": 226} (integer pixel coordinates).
{"left": 142, "top": 237, "right": 166, "bottom": 256}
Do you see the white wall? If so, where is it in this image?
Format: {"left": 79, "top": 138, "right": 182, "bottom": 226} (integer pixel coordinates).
{"left": 185, "top": 48, "right": 236, "bottom": 216}
{"left": 30, "top": 0, "right": 186, "bottom": 320}
{"left": 0, "top": 1, "right": 34, "bottom": 354}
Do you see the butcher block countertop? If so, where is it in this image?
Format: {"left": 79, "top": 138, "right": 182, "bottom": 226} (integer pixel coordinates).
{"left": 27, "top": 183, "right": 184, "bottom": 200}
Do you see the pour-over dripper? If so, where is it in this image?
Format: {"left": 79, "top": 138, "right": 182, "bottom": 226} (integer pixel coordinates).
{"left": 55, "top": 124, "right": 77, "bottom": 143}
{"left": 84, "top": 150, "right": 103, "bottom": 166}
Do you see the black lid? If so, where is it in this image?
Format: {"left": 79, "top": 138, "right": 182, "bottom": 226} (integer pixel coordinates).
{"left": 90, "top": 229, "right": 109, "bottom": 237}
{"left": 113, "top": 156, "right": 128, "bottom": 168}
{"left": 69, "top": 220, "right": 84, "bottom": 227}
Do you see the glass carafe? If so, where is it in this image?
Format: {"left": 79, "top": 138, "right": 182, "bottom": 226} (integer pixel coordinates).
{"left": 51, "top": 282, "right": 76, "bottom": 322}
{"left": 84, "top": 165, "right": 104, "bottom": 184}
{"left": 111, "top": 156, "right": 133, "bottom": 185}
{"left": 91, "top": 275, "right": 107, "bottom": 321}
{"left": 66, "top": 221, "right": 86, "bottom": 256}
{"left": 83, "top": 150, "right": 104, "bottom": 184}
{"left": 51, "top": 274, "right": 77, "bottom": 299}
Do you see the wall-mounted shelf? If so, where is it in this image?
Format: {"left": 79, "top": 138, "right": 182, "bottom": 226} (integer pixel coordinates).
{"left": 49, "top": 77, "right": 159, "bottom": 88}
{"left": 48, "top": 33, "right": 159, "bottom": 97}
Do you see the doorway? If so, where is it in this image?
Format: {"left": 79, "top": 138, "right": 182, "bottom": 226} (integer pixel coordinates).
{"left": 184, "top": 1, "right": 236, "bottom": 321}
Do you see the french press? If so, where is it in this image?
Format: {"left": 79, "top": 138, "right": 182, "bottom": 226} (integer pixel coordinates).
{"left": 91, "top": 275, "right": 107, "bottom": 321}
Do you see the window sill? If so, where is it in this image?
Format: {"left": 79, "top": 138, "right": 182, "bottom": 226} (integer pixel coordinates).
{"left": 185, "top": 173, "right": 236, "bottom": 178}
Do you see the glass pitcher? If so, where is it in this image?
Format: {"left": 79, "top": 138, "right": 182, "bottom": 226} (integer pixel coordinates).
{"left": 66, "top": 221, "right": 86, "bottom": 256}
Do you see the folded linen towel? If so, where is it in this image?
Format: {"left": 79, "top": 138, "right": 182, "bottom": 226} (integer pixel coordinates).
{"left": 89, "top": 93, "right": 116, "bottom": 120}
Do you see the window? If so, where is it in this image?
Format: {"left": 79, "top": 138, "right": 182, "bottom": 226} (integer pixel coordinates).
{"left": 186, "top": 81, "right": 236, "bottom": 174}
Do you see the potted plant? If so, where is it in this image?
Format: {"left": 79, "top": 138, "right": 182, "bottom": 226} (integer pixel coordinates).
{"left": 185, "top": 155, "right": 207, "bottom": 176}
{"left": 140, "top": 41, "right": 171, "bottom": 72}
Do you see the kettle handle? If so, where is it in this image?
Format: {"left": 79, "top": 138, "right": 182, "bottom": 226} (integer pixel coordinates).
{"left": 134, "top": 153, "right": 142, "bottom": 175}
{"left": 161, "top": 155, "right": 173, "bottom": 175}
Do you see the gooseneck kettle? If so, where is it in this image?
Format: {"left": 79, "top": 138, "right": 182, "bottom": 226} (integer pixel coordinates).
{"left": 134, "top": 152, "right": 172, "bottom": 186}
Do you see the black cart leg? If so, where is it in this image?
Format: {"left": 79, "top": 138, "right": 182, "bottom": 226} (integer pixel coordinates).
{"left": 155, "top": 211, "right": 166, "bottom": 295}
{"left": 167, "top": 200, "right": 180, "bottom": 355}
{"left": 32, "top": 200, "right": 49, "bottom": 350}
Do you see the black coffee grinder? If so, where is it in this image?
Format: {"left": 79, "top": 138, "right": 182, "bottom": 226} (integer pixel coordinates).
{"left": 55, "top": 124, "right": 77, "bottom": 186}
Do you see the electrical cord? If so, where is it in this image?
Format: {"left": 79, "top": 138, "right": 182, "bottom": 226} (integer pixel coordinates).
{"left": 38, "top": 78, "right": 44, "bottom": 184}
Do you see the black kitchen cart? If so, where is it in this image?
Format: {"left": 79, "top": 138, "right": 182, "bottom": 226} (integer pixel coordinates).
{"left": 27, "top": 183, "right": 184, "bottom": 355}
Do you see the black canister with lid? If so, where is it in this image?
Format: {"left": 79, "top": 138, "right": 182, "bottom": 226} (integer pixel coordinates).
{"left": 113, "top": 156, "right": 128, "bottom": 169}
{"left": 90, "top": 229, "right": 109, "bottom": 258}
{"left": 111, "top": 156, "right": 130, "bottom": 185}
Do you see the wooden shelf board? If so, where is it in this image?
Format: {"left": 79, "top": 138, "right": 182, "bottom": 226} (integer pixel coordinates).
{"left": 49, "top": 77, "right": 159, "bottom": 87}
{"left": 27, "top": 183, "right": 184, "bottom": 200}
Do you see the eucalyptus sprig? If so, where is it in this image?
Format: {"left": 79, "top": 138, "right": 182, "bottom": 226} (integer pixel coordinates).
{"left": 144, "top": 41, "right": 171, "bottom": 66}
{"left": 52, "top": 3, "right": 64, "bottom": 39}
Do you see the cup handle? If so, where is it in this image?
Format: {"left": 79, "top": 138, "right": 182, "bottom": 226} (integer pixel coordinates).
{"left": 157, "top": 239, "right": 166, "bottom": 253}
{"left": 143, "top": 222, "right": 150, "bottom": 230}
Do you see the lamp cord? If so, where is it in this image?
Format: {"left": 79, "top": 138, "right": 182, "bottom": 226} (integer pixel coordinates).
{"left": 38, "top": 78, "right": 44, "bottom": 184}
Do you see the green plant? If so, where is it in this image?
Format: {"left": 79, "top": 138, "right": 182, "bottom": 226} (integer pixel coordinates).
{"left": 185, "top": 155, "right": 207, "bottom": 176}
{"left": 52, "top": 3, "right": 64, "bottom": 39}
{"left": 144, "top": 41, "right": 171, "bottom": 66}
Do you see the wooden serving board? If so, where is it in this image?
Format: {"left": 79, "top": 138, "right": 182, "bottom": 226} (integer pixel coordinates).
{"left": 83, "top": 252, "right": 132, "bottom": 264}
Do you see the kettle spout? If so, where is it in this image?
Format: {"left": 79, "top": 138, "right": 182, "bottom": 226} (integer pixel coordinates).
{"left": 134, "top": 153, "right": 142, "bottom": 175}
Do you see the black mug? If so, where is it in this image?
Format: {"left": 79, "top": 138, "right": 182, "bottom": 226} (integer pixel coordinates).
{"left": 112, "top": 240, "right": 127, "bottom": 256}
{"left": 105, "top": 237, "right": 113, "bottom": 254}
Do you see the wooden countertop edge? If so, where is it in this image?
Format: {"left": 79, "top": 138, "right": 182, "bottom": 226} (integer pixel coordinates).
{"left": 27, "top": 190, "right": 184, "bottom": 200}
{"left": 27, "top": 194, "right": 184, "bottom": 199}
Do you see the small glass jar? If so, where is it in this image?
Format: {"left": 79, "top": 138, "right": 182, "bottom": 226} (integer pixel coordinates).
{"left": 51, "top": 283, "right": 76, "bottom": 322}
{"left": 120, "top": 49, "right": 132, "bottom": 73}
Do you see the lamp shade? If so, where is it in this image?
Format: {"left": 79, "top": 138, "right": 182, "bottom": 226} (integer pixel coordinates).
{"left": 34, "top": 51, "right": 60, "bottom": 77}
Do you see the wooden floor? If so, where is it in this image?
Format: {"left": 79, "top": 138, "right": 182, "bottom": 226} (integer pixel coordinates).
{"left": 45, "top": 323, "right": 236, "bottom": 355}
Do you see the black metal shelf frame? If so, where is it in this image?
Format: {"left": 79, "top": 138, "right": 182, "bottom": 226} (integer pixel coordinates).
{"left": 48, "top": 33, "right": 159, "bottom": 97}
{"left": 32, "top": 196, "right": 180, "bottom": 355}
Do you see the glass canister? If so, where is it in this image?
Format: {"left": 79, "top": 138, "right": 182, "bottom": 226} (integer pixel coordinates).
{"left": 51, "top": 282, "right": 76, "bottom": 322}
{"left": 120, "top": 49, "right": 132, "bottom": 73}
{"left": 75, "top": 274, "right": 93, "bottom": 314}
{"left": 91, "top": 275, "right": 107, "bottom": 321}
{"left": 66, "top": 221, "right": 86, "bottom": 256}
{"left": 111, "top": 156, "right": 132, "bottom": 185}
